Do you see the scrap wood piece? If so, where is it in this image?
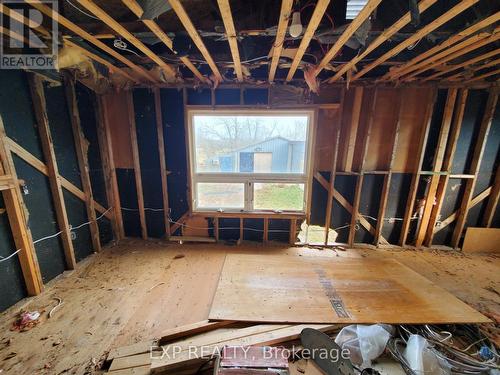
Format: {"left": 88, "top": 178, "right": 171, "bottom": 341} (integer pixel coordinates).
{"left": 208, "top": 254, "right": 489, "bottom": 324}
{"left": 158, "top": 320, "right": 235, "bottom": 345}
{"left": 150, "top": 324, "right": 340, "bottom": 373}
{"left": 462, "top": 228, "right": 500, "bottom": 253}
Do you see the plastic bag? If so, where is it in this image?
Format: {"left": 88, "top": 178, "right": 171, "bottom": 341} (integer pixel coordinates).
{"left": 404, "top": 335, "right": 450, "bottom": 375}
{"left": 335, "top": 324, "right": 392, "bottom": 368}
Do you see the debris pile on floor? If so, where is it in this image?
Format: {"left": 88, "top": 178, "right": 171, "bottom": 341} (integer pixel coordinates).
{"left": 102, "top": 321, "right": 500, "bottom": 375}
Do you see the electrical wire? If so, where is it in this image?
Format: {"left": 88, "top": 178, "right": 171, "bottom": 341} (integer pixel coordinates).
{"left": 113, "top": 39, "right": 141, "bottom": 57}
{"left": 0, "top": 207, "right": 113, "bottom": 264}
{"left": 65, "top": 0, "right": 100, "bottom": 20}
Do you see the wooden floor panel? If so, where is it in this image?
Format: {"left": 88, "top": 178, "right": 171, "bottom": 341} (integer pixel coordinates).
{"left": 209, "top": 254, "right": 490, "bottom": 324}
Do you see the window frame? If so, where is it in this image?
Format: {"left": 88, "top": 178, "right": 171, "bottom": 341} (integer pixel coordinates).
{"left": 187, "top": 108, "right": 315, "bottom": 214}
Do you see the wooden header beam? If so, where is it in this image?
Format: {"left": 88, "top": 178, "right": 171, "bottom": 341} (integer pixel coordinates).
{"left": 169, "top": 0, "right": 223, "bottom": 81}
{"left": 329, "top": 0, "right": 436, "bottom": 83}
{"left": 217, "top": 0, "right": 243, "bottom": 82}
{"left": 353, "top": 0, "right": 480, "bottom": 81}
{"left": 121, "top": 0, "right": 207, "bottom": 83}
{"left": 75, "top": 0, "right": 177, "bottom": 80}
{"left": 384, "top": 11, "right": 500, "bottom": 81}
{"left": 314, "top": 0, "right": 382, "bottom": 78}
{"left": 269, "top": 0, "right": 293, "bottom": 82}
{"left": 285, "top": 0, "right": 330, "bottom": 81}
{"left": 25, "top": 0, "right": 156, "bottom": 83}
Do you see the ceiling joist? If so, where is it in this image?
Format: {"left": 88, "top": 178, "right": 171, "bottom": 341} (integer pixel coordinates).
{"left": 168, "top": 0, "right": 223, "bottom": 82}
{"left": 428, "top": 49, "right": 500, "bottom": 82}
{"left": 217, "top": 0, "right": 243, "bottom": 82}
{"left": 121, "top": 0, "right": 207, "bottom": 83}
{"left": 75, "top": 0, "right": 178, "bottom": 80}
{"left": 352, "top": 0, "right": 480, "bottom": 81}
{"left": 328, "top": 0, "right": 436, "bottom": 83}
{"left": 285, "top": 0, "right": 330, "bottom": 82}
{"left": 405, "top": 31, "right": 500, "bottom": 81}
{"left": 268, "top": 0, "right": 293, "bottom": 83}
{"left": 314, "top": 0, "right": 382, "bottom": 78}
{"left": 384, "top": 11, "right": 500, "bottom": 81}
{"left": 25, "top": 0, "right": 155, "bottom": 83}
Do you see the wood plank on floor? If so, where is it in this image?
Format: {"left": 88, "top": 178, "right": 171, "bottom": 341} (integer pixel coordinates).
{"left": 462, "top": 227, "right": 500, "bottom": 253}
{"left": 208, "top": 254, "right": 489, "bottom": 324}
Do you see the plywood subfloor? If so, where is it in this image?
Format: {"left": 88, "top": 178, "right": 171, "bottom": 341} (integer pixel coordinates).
{"left": 0, "top": 239, "right": 498, "bottom": 374}
{"left": 209, "top": 254, "right": 490, "bottom": 324}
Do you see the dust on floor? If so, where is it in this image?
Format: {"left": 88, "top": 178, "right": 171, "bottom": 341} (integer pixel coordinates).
{"left": 0, "top": 239, "right": 498, "bottom": 374}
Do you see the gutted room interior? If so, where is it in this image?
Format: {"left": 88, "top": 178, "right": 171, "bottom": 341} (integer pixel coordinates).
{"left": 0, "top": 0, "right": 499, "bottom": 374}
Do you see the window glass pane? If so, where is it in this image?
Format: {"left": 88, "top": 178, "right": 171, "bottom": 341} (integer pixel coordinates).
{"left": 254, "top": 183, "right": 304, "bottom": 211}
{"left": 196, "top": 183, "right": 244, "bottom": 209}
{"left": 193, "top": 114, "right": 308, "bottom": 174}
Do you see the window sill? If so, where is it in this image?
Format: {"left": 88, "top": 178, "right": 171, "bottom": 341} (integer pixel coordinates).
{"left": 191, "top": 210, "right": 306, "bottom": 219}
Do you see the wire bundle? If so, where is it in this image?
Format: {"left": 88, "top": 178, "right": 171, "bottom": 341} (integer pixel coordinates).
{"left": 387, "top": 325, "right": 499, "bottom": 375}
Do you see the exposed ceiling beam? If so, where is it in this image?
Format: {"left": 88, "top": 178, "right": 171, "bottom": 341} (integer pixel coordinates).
{"left": 121, "top": 0, "right": 207, "bottom": 83}
{"left": 352, "top": 0, "right": 480, "bottom": 81}
{"left": 328, "top": 0, "right": 436, "bottom": 83}
{"left": 398, "top": 31, "right": 493, "bottom": 80}
{"left": 75, "top": 0, "right": 178, "bottom": 80}
{"left": 464, "top": 67, "right": 500, "bottom": 83}
{"left": 433, "top": 51, "right": 500, "bottom": 81}
{"left": 168, "top": 0, "right": 223, "bottom": 81}
{"left": 217, "top": 0, "right": 243, "bottom": 82}
{"left": 0, "top": 3, "right": 50, "bottom": 37}
{"left": 0, "top": 25, "right": 30, "bottom": 45}
{"left": 64, "top": 39, "right": 137, "bottom": 82}
{"left": 268, "top": 0, "right": 293, "bottom": 82}
{"left": 25, "top": 0, "right": 156, "bottom": 83}
{"left": 314, "top": 0, "right": 382, "bottom": 78}
{"left": 383, "top": 11, "right": 500, "bottom": 81}
{"left": 285, "top": 0, "right": 330, "bottom": 82}
{"left": 404, "top": 31, "right": 500, "bottom": 81}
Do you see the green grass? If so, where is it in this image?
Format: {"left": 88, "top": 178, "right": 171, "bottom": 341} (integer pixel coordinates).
{"left": 254, "top": 184, "right": 304, "bottom": 211}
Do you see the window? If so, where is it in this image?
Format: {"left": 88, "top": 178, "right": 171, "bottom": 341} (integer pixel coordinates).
{"left": 188, "top": 110, "right": 313, "bottom": 212}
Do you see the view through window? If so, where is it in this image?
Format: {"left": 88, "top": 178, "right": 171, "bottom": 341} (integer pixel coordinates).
{"left": 189, "top": 111, "right": 312, "bottom": 212}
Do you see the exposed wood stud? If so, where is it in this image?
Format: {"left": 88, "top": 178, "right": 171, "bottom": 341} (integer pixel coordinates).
{"left": 94, "top": 96, "right": 124, "bottom": 240}
{"left": 25, "top": 1, "right": 156, "bottom": 83}
{"left": 323, "top": 90, "right": 344, "bottom": 245}
{"left": 384, "top": 11, "right": 500, "bottom": 81}
{"left": 415, "top": 89, "right": 458, "bottom": 248}
{"left": 214, "top": 217, "right": 219, "bottom": 242}
{"left": 5, "top": 138, "right": 112, "bottom": 218}
{"left": 286, "top": 0, "right": 330, "bottom": 81}
{"left": 239, "top": 218, "right": 244, "bottom": 243}
{"left": 76, "top": 0, "right": 177, "bottom": 80}
{"left": 289, "top": 219, "right": 297, "bottom": 245}
{"left": 0, "top": 116, "right": 43, "bottom": 295}
{"left": 127, "top": 92, "right": 148, "bottom": 239}
{"left": 464, "top": 68, "right": 500, "bottom": 83}
{"left": 269, "top": 0, "right": 293, "bottom": 82}
{"left": 451, "top": 91, "right": 498, "bottom": 248}
{"left": 482, "top": 165, "right": 500, "bottom": 227}
{"left": 263, "top": 218, "right": 269, "bottom": 244}
{"left": 349, "top": 174, "right": 364, "bottom": 246}
{"left": 353, "top": 0, "right": 480, "bottom": 81}
{"left": 64, "top": 76, "right": 102, "bottom": 253}
{"left": 153, "top": 88, "right": 171, "bottom": 239}
{"left": 28, "top": 74, "right": 77, "bottom": 268}
{"left": 374, "top": 91, "right": 403, "bottom": 246}
{"left": 344, "top": 87, "right": 363, "bottom": 172}
{"left": 169, "top": 0, "right": 223, "bottom": 81}
{"left": 399, "top": 89, "right": 437, "bottom": 246}
{"left": 121, "top": 0, "right": 206, "bottom": 83}
{"left": 435, "top": 186, "right": 491, "bottom": 233}
{"left": 329, "top": 0, "right": 436, "bottom": 82}
{"left": 425, "top": 89, "right": 468, "bottom": 245}
{"left": 315, "top": 0, "right": 382, "bottom": 77}
{"left": 217, "top": 0, "right": 243, "bottom": 82}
